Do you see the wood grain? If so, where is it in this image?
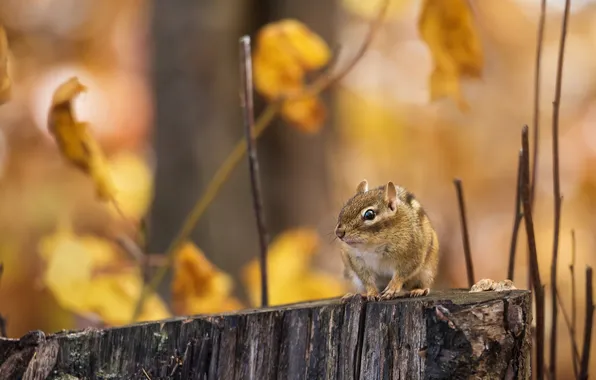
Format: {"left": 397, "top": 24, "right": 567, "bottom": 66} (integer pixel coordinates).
{"left": 0, "top": 290, "right": 531, "bottom": 380}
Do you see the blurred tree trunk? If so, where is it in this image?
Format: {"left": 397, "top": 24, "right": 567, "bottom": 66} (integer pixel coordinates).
{"left": 147, "top": 0, "right": 256, "bottom": 300}
{"left": 257, "top": 0, "right": 337, "bottom": 235}
{"left": 147, "top": 0, "right": 337, "bottom": 303}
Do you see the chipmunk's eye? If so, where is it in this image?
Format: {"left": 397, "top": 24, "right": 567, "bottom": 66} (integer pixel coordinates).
{"left": 363, "top": 209, "right": 376, "bottom": 221}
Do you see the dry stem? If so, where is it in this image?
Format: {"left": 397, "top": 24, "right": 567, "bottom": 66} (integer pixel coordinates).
{"left": 521, "top": 125, "right": 545, "bottom": 380}
{"left": 549, "top": 1, "right": 570, "bottom": 376}
{"left": 453, "top": 178, "right": 475, "bottom": 287}
{"left": 508, "top": 150, "right": 524, "bottom": 280}
{"left": 579, "top": 267, "right": 594, "bottom": 380}
{"left": 554, "top": 287, "right": 581, "bottom": 372}
{"left": 570, "top": 229, "right": 578, "bottom": 377}
{"left": 240, "top": 36, "right": 270, "bottom": 307}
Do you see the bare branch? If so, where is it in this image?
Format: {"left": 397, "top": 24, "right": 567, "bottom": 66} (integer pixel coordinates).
{"left": 508, "top": 150, "right": 524, "bottom": 280}
{"left": 240, "top": 36, "right": 270, "bottom": 307}
{"left": 579, "top": 266, "right": 594, "bottom": 380}
{"left": 115, "top": 235, "right": 145, "bottom": 263}
{"left": 554, "top": 287, "right": 581, "bottom": 369}
{"left": 294, "top": 0, "right": 390, "bottom": 99}
{"left": 530, "top": 0, "right": 547, "bottom": 207}
{"left": 570, "top": 229, "right": 578, "bottom": 377}
{"left": 453, "top": 178, "right": 475, "bottom": 287}
{"left": 549, "top": 0, "right": 570, "bottom": 376}
{"left": 521, "top": 125, "right": 545, "bottom": 380}
{"left": 528, "top": 0, "right": 548, "bottom": 300}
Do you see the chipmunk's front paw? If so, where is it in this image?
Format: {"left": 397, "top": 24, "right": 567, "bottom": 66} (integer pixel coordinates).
{"left": 379, "top": 287, "right": 404, "bottom": 300}
{"left": 365, "top": 289, "right": 380, "bottom": 301}
{"left": 408, "top": 288, "right": 430, "bottom": 297}
{"left": 341, "top": 292, "right": 357, "bottom": 302}
{"left": 340, "top": 290, "right": 379, "bottom": 302}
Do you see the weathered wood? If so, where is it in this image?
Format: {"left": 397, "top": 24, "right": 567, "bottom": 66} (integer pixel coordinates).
{"left": 0, "top": 290, "right": 531, "bottom": 379}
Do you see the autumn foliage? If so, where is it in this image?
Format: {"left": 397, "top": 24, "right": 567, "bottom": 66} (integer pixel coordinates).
{"left": 418, "top": 0, "right": 483, "bottom": 110}
{"left": 253, "top": 19, "right": 331, "bottom": 133}
{"left": 0, "top": 0, "right": 484, "bottom": 328}
{"left": 48, "top": 77, "right": 116, "bottom": 203}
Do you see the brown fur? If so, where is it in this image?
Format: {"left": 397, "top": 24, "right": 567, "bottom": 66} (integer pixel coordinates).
{"left": 335, "top": 180, "right": 439, "bottom": 300}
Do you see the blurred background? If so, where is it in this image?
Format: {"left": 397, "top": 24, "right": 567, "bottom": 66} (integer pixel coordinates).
{"left": 0, "top": 0, "right": 595, "bottom": 377}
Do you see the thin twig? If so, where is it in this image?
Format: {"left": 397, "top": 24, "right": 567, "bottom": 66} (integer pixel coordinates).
{"left": 529, "top": 0, "right": 547, "bottom": 296}
{"left": 579, "top": 266, "right": 594, "bottom": 380}
{"left": 570, "top": 229, "right": 578, "bottom": 377}
{"left": 555, "top": 287, "right": 581, "bottom": 369}
{"left": 549, "top": 1, "right": 570, "bottom": 377}
{"left": 130, "top": 0, "right": 391, "bottom": 322}
{"left": 141, "top": 368, "right": 152, "bottom": 380}
{"left": 550, "top": 199, "right": 564, "bottom": 380}
{"left": 453, "top": 178, "right": 475, "bottom": 287}
{"left": 508, "top": 150, "right": 524, "bottom": 280}
{"left": 240, "top": 36, "right": 270, "bottom": 307}
{"left": 114, "top": 234, "right": 152, "bottom": 284}
{"left": 521, "top": 125, "right": 545, "bottom": 380}
{"left": 115, "top": 235, "right": 145, "bottom": 263}
{"left": 137, "top": 217, "right": 151, "bottom": 285}
{"left": 170, "top": 342, "right": 190, "bottom": 377}
{"left": 290, "top": 0, "right": 389, "bottom": 99}
{"left": 530, "top": 0, "right": 547, "bottom": 207}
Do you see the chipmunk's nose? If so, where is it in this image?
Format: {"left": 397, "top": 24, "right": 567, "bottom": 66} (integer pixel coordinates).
{"left": 335, "top": 224, "right": 345, "bottom": 239}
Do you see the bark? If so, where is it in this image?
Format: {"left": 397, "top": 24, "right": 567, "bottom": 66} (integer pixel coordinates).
{"left": 0, "top": 290, "right": 531, "bottom": 380}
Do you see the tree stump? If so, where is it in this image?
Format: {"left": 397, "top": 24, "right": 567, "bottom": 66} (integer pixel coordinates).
{"left": 0, "top": 289, "right": 531, "bottom": 379}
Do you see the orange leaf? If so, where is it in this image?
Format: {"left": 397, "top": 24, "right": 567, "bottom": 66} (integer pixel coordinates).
{"left": 252, "top": 52, "right": 303, "bottom": 100}
{"left": 171, "top": 242, "right": 244, "bottom": 315}
{"left": 281, "top": 96, "right": 327, "bottom": 133}
{"left": 47, "top": 77, "right": 116, "bottom": 202}
{"left": 253, "top": 19, "right": 331, "bottom": 99}
{"left": 418, "top": 0, "right": 483, "bottom": 110}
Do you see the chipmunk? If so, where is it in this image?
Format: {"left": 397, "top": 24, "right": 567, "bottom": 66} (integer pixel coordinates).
{"left": 335, "top": 180, "right": 439, "bottom": 300}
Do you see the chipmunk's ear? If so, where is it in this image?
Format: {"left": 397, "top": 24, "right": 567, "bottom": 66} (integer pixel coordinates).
{"left": 356, "top": 179, "right": 368, "bottom": 194}
{"left": 385, "top": 181, "right": 398, "bottom": 211}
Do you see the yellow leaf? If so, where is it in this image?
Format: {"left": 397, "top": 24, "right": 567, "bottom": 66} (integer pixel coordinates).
{"left": 171, "top": 242, "right": 244, "bottom": 315}
{"left": 39, "top": 223, "right": 170, "bottom": 325}
{"left": 418, "top": 0, "right": 483, "bottom": 110}
{"left": 47, "top": 77, "right": 116, "bottom": 202}
{"left": 0, "top": 25, "right": 10, "bottom": 105}
{"left": 242, "top": 228, "right": 348, "bottom": 306}
{"left": 105, "top": 152, "right": 153, "bottom": 220}
{"left": 253, "top": 19, "right": 331, "bottom": 99}
{"left": 252, "top": 52, "right": 303, "bottom": 101}
{"left": 281, "top": 96, "right": 327, "bottom": 133}
{"left": 429, "top": 67, "right": 469, "bottom": 111}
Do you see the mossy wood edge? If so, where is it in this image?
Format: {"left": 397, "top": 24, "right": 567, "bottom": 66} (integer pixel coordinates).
{"left": 0, "top": 289, "right": 531, "bottom": 379}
